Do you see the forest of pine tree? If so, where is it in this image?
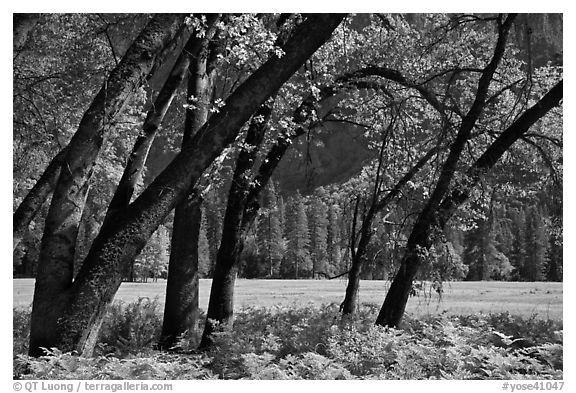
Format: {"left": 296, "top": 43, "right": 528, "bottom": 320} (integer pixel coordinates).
{"left": 13, "top": 13, "right": 562, "bottom": 358}
{"left": 55, "top": 178, "right": 556, "bottom": 283}
{"left": 14, "top": 177, "right": 561, "bottom": 283}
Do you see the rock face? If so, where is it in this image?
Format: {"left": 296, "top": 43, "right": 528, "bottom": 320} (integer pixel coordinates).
{"left": 274, "top": 122, "right": 375, "bottom": 195}
{"left": 145, "top": 118, "right": 375, "bottom": 197}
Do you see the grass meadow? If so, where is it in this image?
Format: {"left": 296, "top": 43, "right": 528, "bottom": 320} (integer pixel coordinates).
{"left": 13, "top": 278, "right": 562, "bottom": 319}
{"left": 13, "top": 279, "right": 563, "bottom": 379}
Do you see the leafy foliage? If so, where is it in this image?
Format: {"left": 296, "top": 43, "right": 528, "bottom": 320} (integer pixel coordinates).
{"left": 97, "top": 298, "right": 163, "bottom": 356}
{"left": 14, "top": 302, "right": 562, "bottom": 380}
{"left": 132, "top": 225, "right": 170, "bottom": 282}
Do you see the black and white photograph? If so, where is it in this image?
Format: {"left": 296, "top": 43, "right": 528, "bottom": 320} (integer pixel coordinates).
{"left": 11, "top": 8, "right": 565, "bottom": 386}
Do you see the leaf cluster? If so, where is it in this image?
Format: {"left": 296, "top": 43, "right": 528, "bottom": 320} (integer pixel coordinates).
{"left": 14, "top": 302, "right": 562, "bottom": 380}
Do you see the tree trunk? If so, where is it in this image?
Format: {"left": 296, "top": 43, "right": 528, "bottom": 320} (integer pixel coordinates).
{"left": 199, "top": 97, "right": 275, "bottom": 348}
{"left": 29, "top": 179, "right": 91, "bottom": 356}
{"left": 14, "top": 14, "right": 190, "bottom": 252}
{"left": 197, "top": 74, "right": 345, "bottom": 347}
{"left": 371, "top": 16, "right": 516, "bottom": 328}
{"left": 376, "top": 80, "right": 562, "bottom": 327}
{"left": 341, "top": 146, "right": 439, "bottom": 315}
{"left": 160, "top": 20, "right": 219, "bottom": 349}
{"left": 102, "top": 14, "right": 220, "bottom": 229}
{"left": 161, "top": 192, "right": 203, "bottom": 349}
{"left": 39, "top": 14, "right": 343, "bottom": 357}
{"left": 28, "top": 14, "right": 187, "bottom": 357}
{"left": 341, "top": 208, "right": 374, "bottom": 315}
{"left": 13, "top": 147, "right": 67, "bottom": 251}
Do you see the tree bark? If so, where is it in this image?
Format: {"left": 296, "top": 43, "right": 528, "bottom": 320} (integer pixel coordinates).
{"left": 37, "top": 14, "right": 344, "bottom": 357}
{"left": 161, "top": 191, "right": 203, "bottom": 349}
{"left": 28, "top": 14, "right": 187, "bottom": 357}
{"left": 14, "top": 14, "right": 191, "bottom": 250}
{"left": 376, "top": 80, "right": 562, "bottom": 327}
{"left": 341, "top": 204, "right": 375, "bottom": 315}
{"left": 160, "top": 19, "right": 220, "bottom": 349}
{"left": 199, "top": 97, "right": 275, "bottom": 348}
{"left": 13, "top": 147, "right": 67, "bottom": 251}
{"left": 102, "top": 14, "right": 220, "bottom": 229}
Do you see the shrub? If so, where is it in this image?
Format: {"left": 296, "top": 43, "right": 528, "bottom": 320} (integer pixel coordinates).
{"left": 13, "top": 307, "right": 31, "bottom": 356}
{"left": 13, "top": 302, "right": 563, "bottom": 380}
{"left": 15, "top": 349, "right": 216, "bottom": 380}
{"left": 97, "top": 297, "right": 163, "bottom": 356}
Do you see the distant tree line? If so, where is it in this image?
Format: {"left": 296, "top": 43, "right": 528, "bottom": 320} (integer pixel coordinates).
{"left": 13, "top": 13, "right": 562, "bottom": 356}
{"left": 24, "top": 178, "right": 556, "bottom": 284}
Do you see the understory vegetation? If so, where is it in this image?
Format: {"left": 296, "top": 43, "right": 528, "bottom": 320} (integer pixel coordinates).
{"left": 13, "top": 300, "right": 562, "bottom": 380}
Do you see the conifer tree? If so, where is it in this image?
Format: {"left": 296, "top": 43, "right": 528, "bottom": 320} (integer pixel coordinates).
{"left": 308, "top": 189, "right": 329, "bottom": 278}
{"left": 509, "top": 207, "right": 527, "bottom": 280}
{"left": 463, "top": 213, "right": 512, "bottom": 281}
{"left": 255, "top": 182, "right": 285, "bottom": 277}
{"left": 326, "top": 203, "right": 343, "bottom": 275}
{"left": 545, "top": 234, "right": 562, "bottom": 282}
{"left": 524, "top": 205, "right": 547, "bottom": 281}
{"left": 494, "top": 205, "right": 513, "bottom": 260}
{"left": 284, "top": 192, "right": 312, "bottom": 278}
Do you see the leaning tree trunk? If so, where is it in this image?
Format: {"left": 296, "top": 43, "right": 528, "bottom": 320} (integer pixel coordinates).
{"left": 198, "top": 78, "right": 338, "bottom": 347}
{"left": 160, "top": 19, "right": 220, "bottom": 349}
{"left": 39, "top": 15, "right": 344, "bottom": 357}
{"left": 101, "top": 14, "right": 220, "bottom": 229}
{"left": 371, "top": 15, "right": 516, "bottom": 328}
{"left": 376, "top": 80, "right": 562, "bottom": 327}
{"left": 199, "top": 97, "right": 275, "bottom": 348}
{"left": 13, "top": 147, "right": 67, "bottom": 251}
{"left": 14, "top": 15, "right": 190, "bottom": 251}
{"left": 28, "top": 14, "right": 187, "bottom": 357}
{"left": 341, "top": 205, "right": 375, "bottom": 315}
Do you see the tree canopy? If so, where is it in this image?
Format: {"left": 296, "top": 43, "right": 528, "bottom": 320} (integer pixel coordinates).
{"left": 13, "top": 13, "right": 562, "bottom": 356}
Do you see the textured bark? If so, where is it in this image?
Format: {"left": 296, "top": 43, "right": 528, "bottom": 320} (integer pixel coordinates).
{"left": 240, "top": 86, "right": 335, "bottom": 230}
{"left": 102, "top": 14, "right": 220, "bottom": 229}
{"left": 160, "top": 19, "right": 219, "bottom": 349}
{"left": 198, "top": 75, "right": 349, "bottom": 347}
{"left": 14, "top": 15, "right": 191, "bottom": 251}
{"left": 199, "top": 98, "right": 274, "bottom": 348}
{"left": 341, "top": 204, "right": 375, "bottom": 315}
{"left": 28, "top": 14, "right": 187, "bottom": 357}
{"left": 376, "top": 80, "right": 562, "bottom": 327}
{"left": 43, "top": 14, "right": 344, "bottom": 357}
{"left": 13, "top": 147, "right": 67, "bottom": 251}
{"left": 29, "top": 178, "right": 91, "bottom": 356}
{"left": 161, "top": 192, "right": 203, "bottom": 349}
{"left": 14, "top": 13, "right": 40, "bottom": 52}
{"left": 198, "top": 76, "right": 343, "bottom": 347}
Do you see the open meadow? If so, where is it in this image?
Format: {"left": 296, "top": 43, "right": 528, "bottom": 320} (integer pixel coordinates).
{"left": 13, "top": 13, "right": 564, "bottom": 381}
{"left": 13, "top": 279, "right": 563, "bottom": 379}
{"left": 13, "top": 278, "right": 562, "bottom": 320}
